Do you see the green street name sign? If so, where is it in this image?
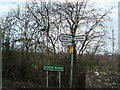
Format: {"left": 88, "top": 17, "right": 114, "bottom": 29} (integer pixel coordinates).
{"left": 43, "top": 65, "right": 64, "bottom": 71}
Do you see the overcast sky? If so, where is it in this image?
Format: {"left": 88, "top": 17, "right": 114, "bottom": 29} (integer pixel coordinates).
{"left": 0, "top": 0, "right": 119, "bottom": 17}
{"left": 0, "top": 0, "right": 119, "bottom": 14}
{"left": 0, "top": 0, "right": 119, "bottom": 26}
{"left": 0, "top": 0, "right": 119, "bottom": 53}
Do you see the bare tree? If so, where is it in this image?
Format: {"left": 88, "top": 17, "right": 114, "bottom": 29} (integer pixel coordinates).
{"left": 53, "top": 1, "right": 113, "bottom": 88}
{"left": 55, "top": 1, "right": 112, "bottom": 55}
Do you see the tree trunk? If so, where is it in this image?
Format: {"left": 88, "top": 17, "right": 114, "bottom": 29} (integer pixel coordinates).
{"left": 74, "top": 56, "right": 87, "bottom": 88}
{"left": 75, "top": 70, "right": 86, "bottom": 88}
{"left": 73, "top": 64, "right": 86, "bottom": 88}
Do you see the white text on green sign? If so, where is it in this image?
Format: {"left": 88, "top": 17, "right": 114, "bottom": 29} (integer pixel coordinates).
{"left": 44, "top": 65, "right": 64, "bottom": 71}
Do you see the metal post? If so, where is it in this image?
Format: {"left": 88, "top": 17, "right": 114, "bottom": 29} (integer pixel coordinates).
{"left": 70, "top": 36, "right": 75, "bottom": 88}
{"left": 70, "top": 52, "right": 74, "bottom": 88}
{"left": 46, "top": 70, "right": 48, "bottom": 88}
{"left": 59, "top": 71, "right": 61, "bottom": 88}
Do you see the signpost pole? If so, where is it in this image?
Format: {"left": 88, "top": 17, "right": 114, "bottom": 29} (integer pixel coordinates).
{"left": 59, "top": 71, "right": 61, "bottom": 88}
{"left": 70, "top": 36, "right": 74, "bottom": 88}
{"left": 70, "top": 51, "right": 74, "bottom": 88}
{"left": 58, "top": 34, "right": 85, "bottom": 88}
{"left": 46, "top": 70, "right": 48, "bottom": 88}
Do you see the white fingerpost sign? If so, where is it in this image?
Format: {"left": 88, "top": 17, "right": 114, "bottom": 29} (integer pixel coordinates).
{"left": 74, "top": 35, "right": 85, "bottom": 41}
{"left": 61, "top": 42, "right": 73, "bottom": 46}
{"left": 59, "top": 34, "right": 72, "bottom": 42}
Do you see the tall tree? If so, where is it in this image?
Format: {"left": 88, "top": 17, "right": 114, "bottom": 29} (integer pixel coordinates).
{"left": 54, "top": 1, "right": 113, "bottom": 88}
